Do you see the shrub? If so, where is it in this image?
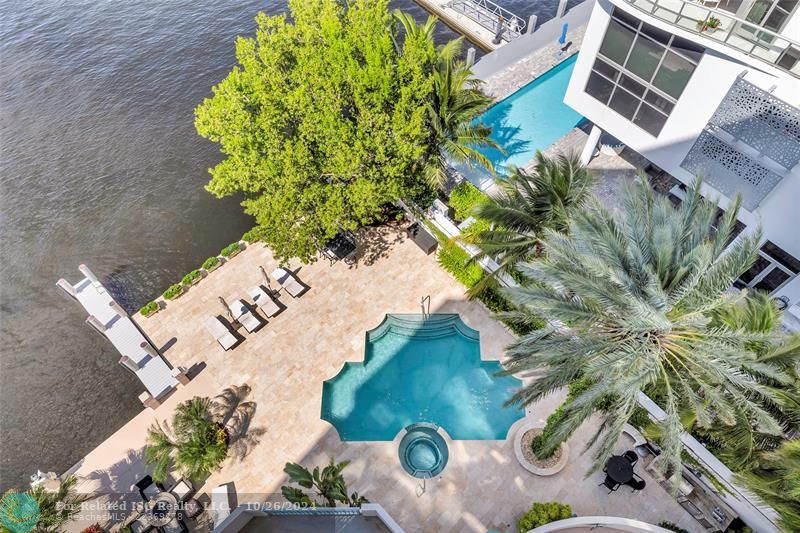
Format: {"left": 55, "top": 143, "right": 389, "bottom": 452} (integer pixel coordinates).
{"left": 517, "top": 502, "right": 572, "bottom": 532}
{"left": 181, "top": 270, "right": 201, "bottom": 285}
{"left": 658, "top": 522, "right": 689, "bottom": 533}
{"left": 241, "top": 229, "right": 260, "bottom": 243}
{"left": 437, "top": 241, "right": 484, "bottom": 288}
{"left": 81, "top": 525, "right": 105, "bottom": 533}
{"left": 220, "top": 242, "right": 241, "bottom": 257}
{"left": 138, "top": 301, "right": 159, "bottom": 316}
{"left": 202, "top": 256, "right": 220, "bottom": 270}
{"left": 162, "top": 284, "right": 183, "bottom": 300}
{"left": 448, "top": 182, "right": 488, "bottom": 221}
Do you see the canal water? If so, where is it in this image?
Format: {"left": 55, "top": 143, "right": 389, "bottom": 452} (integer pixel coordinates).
{"left": 0, "top": 0, "right": 570, "bottom": 490}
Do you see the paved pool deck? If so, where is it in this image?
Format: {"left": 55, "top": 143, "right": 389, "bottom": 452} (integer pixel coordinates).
{"left": 66, "top": 224, "right": 699, "bottom": 532}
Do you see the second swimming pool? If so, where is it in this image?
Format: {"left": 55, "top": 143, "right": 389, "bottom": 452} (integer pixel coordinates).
{"left": 470, "top": 54, "right": 584, "bottom": 178}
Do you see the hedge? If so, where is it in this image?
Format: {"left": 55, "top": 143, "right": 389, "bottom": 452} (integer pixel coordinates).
{"left": 202, "top": 256, "right": 220, "bottom": 270}
{"left": 138, "top": 301, "right": 159, "bottom": 316}
{"left": 448, "top": 181, "right": 488, "bottom": 221}
{"left": 517, "top": 502, "right": 572, "bottom": 533}
{"left": 437, "top": 240, "right": 484, "bottom": 288}
{"left": 220, "top": 242, "right": 241, "bottom": 257}
{"left": 162, "top": 284, "right": 183, "bottom": 300}
{"left": 181, "top": 269, "right": 201, "bottom": 285}
{"left": 241, "top": 229, "right": 260, "bottom": 243}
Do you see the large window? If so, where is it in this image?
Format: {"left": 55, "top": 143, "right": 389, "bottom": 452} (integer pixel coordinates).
{"left": 735, "top": 241, "right": 800, "bottom": 294}
{"left": 586, "top": 8, "right": 704, "bottom": 136}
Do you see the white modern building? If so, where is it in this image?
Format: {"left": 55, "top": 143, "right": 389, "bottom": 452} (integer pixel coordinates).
{"left": 564, "top": 0, "right": 800, "bottom": 321}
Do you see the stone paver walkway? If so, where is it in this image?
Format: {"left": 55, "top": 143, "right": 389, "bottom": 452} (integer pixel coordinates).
{"left": 68, "top": 225, "right": 698, "bottom": 532}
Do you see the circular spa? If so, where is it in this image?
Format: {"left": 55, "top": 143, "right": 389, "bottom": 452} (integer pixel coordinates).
{"left": 398, "top": 423, "right": 449, "bottom": 478}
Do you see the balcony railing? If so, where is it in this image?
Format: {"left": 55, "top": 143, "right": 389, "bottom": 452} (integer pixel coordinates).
{"left": 621, "top": 0, "right": 800, "bottom": 78}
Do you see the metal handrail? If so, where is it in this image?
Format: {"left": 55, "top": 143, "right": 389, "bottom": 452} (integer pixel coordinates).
{"left": 449, "top": 0, "right": 527, "bottom": 40}
{"left": 621, "top": 0, "right": 800, "bottom": 78}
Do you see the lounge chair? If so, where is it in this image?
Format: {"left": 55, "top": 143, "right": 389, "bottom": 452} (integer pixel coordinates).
{"left": 227, "top": 299, "right": 262, "bottom": 333}
{"left": 248, "top": 285, "right": 281, "bottom": 317}
{"left": 211, "top": 483, "right": 234, "bottom": 528}
{"left": 204, "top": 317, "right": 238, "bottom": 350}
{"left": 271, "top": 268, "right": 307, "bottom": 298}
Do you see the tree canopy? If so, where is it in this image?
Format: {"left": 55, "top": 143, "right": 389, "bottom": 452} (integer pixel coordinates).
{"left": 195, "top": 0, "right": 439, "bottom": 262}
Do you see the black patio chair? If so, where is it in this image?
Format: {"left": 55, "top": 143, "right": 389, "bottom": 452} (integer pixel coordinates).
{"left": 598, "top": 475, "right": 620, "bottom": 493}
{"left": 623, "top": 450, "right": 639, "bottom": 466}
{"left": 626, "top": 473, "right": 647, "bottom": 493}
{"left": 134, "top": 475, "right": 163, "bottom": 502}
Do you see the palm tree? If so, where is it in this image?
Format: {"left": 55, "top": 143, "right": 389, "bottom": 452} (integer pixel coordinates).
{"left": 500, "top": 178, "right": 787, "bottom": 480}
{"left": 464, "top": 150, "right": 594, "bottom": 293}
{"left": 689, "top": 292, "right": 800, "bottom": 470}
{"left": 736, "top": 439, "right": 800, "bottom": 531}
{"left": 145, "top": 397, "right": 228, "bottom": 484}
{"left": 281, "top": 459, "right": 368, "bottom": 508}
{"left": 0, "top": 476, "right": 90, "bottom": 533}
{"left": 394, "top": 11, "right": 499, "bottom": 189}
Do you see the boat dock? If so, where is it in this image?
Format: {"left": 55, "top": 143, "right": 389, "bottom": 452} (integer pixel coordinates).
{"left": 57, "top": 265, "right": 180, "bottom": 405}
{"left": 414, "top": 0, "right": 532, "bottom": 51}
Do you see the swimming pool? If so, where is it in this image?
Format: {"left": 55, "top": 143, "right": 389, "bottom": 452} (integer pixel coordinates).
{"left": 464, "top": 55, "right": 584, "bottom": 182}
{"left": 321, "top": 314, "right": 523, "bottom": 441}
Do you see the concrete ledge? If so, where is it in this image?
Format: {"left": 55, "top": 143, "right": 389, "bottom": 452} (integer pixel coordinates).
{"left": 528, "top": 516, "right": 675, "bottom": 533}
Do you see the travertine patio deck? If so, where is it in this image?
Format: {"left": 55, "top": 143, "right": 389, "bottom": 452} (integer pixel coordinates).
{"left": 78, "top": 224, "right": 698, "bottom": 532}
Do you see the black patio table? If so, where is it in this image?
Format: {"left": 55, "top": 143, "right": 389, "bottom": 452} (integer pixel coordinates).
{"left": 605, "top": 455, "right": 634, "bottom": 485}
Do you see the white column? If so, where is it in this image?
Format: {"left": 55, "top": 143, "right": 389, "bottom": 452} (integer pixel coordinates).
{"left": 78, "top": 264, "right": 100, "bottom": 286}
{"left": 56, "top": 279, "right": 76, "bottom": 297}
{"left": 527, "top": 15, "right": 538, "bottom": 34}
{"left": 86, "top": 315, "right": 107, "bottom": 334}
{"left": 140, "top": 341, "right": 160, "bottom": 358}
{"left": 108, "top": 300, "right": 127, "bottom": 317}
{"left": 466, "top": 47, "right": 476, "bottom": 67}
{"left": 557, "top": 0, "right": 569, "bottom": 18}
{"left": 580, "top": 125, "right": 603, "bottom": 166}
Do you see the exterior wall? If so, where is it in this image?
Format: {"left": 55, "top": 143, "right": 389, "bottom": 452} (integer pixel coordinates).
{"left": 564, "top": 0, "right": 800, "bottom": 304}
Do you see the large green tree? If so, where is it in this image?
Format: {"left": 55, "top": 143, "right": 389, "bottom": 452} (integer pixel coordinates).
{"left": 501, "top": 179, "right": 788, "bottom": 480}
{"left": 195, "top": 0, "right": 436, "bottom": 262}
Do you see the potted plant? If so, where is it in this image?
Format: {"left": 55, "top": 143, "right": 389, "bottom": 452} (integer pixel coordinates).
{"left": 145, "top": 397, "right": 229, "bottom": 484}
{"left": 220, "top": 242, "right": 241, "bottom": 259}
{"left": 138, "top": 301, "right": 159, "bottom": 318}
{"left": 81, "top": 524, "right": 106, "bottom": 533}
{"left": 181, "top": 269, "right": 202, "bottom": 287}
{"left": 202, "top": 256, "right": 221, "bottom": 273}
{"left": 697, "top": 16, "right": 721, "bottom": 33}
{"left": 162, "top": 284, "right": 184, "bottom": 301}
{"left": 241, "top": 229, "right": 260, "bottom": 244}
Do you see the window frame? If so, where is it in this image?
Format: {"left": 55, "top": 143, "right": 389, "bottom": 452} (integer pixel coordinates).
{"left": 586, "top": 8, "right": 704, "bottom": 137}
{"left": 736, "top": 241, "right": 799, "bottom": 295}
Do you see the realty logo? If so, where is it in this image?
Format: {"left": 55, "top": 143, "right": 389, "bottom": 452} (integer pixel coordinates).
{"left": 0, "top": 492, "right": 40, "bottom": 533}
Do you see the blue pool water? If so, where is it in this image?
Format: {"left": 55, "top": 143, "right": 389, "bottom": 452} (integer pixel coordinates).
{"left": 476, "top": 54, "right": 584, "bottom": 174}
{"left": 321, "top": 315, "right": 523, "bottom": 441}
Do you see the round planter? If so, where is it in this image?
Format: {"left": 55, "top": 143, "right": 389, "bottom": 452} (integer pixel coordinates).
{"left": 514, "top": 420, "right": 569, "bottom": 476}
